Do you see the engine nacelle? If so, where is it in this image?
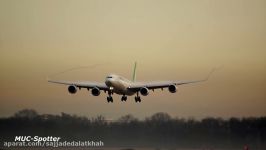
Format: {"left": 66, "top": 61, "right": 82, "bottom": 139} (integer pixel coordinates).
{"left": 168, "top": 84, "right": 177, "bottom": 93}
{"left": 68, "top": 85, "right": 77, "bottom": 94}
{"left": 140, "top": 87, "right": 149, "bottom": 96}
{"left": 91, "top": 87, "right": 100, "bottom": 96}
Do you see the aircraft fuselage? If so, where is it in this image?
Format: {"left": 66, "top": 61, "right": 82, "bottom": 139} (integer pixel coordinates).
{"left": 105, "top": 74, "right": 135, "bottom": 96}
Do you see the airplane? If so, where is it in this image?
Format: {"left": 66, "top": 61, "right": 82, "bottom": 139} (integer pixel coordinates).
{"left": 48, "top": 62, "right": 215, "bottom": 103}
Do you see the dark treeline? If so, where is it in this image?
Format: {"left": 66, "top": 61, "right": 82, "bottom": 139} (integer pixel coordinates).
{"left": 0, "top": 109, "right": 266, "bottom": 148}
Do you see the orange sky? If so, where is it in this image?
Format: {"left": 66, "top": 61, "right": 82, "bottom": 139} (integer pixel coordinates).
{"left": 0, "top": 0, "right": 265, "bottom": 119}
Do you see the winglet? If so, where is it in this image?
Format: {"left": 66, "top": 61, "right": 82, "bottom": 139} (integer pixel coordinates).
{"left": 46, "top": 76, "right": 50, "bottom": 82}
{"left": 204, "top": 68, "right": 215, "bottom": 81}
{"left": 203, "top": 66, "right": 222, "bottom": 81}
{"left": 132, "top": 62, "right": 137, "bottom": 82}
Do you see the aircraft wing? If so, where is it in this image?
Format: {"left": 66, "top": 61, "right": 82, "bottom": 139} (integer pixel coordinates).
{"left": 128, "top": 68, "right": 216, "bottom": 91}
{"left": 48, "top": 80, "right": 109, "bottom": 90}
{"left": 128, "top": 79, "right": 206, "bottom": 91}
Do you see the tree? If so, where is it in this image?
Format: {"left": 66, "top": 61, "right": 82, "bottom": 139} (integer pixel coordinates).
{"left": 118, "top": 114, "right": 138, "bottom": 124}
{"left": 13, "top": 109, "right": 39, "bottom": 119}
{"left": 148, "top": 112, "right": 171, "bottom": 122}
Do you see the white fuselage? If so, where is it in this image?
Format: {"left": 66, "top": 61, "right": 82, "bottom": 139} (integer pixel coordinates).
{"left": 105, "top": 74, "right": 135, "bottom": 96}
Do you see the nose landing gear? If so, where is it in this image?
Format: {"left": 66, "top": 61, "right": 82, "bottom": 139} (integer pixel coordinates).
{"left": 107, "top": 90, "right": 113, "bottom": 103}
{"left": 107, "top": 96, "right": 113, "bottom": 103}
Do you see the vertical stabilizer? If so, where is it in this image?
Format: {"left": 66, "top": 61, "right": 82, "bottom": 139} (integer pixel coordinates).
{"left": 132, "top": 62, "right": 137, "bottom": 82}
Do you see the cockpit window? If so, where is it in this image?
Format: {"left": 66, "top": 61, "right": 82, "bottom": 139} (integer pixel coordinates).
{"left": 107, "top": 76, "right": 113, "bottom": 78}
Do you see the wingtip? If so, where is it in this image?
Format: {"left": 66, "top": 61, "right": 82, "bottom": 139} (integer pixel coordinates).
{"left": 205, "top": 66, "right": 222, "bottom": 81}
{"left": 46, "top": 76, "right": 51, "bottom": 82}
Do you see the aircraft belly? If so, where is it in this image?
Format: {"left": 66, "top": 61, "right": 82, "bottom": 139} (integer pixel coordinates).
{"left": 112, "top": 82, "right": 135, "bottom": 96}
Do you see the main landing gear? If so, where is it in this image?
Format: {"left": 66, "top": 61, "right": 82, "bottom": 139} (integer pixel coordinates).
{"left": 134, "top": 92, "right": 141, "bottom": 103}
{"left": 107, "top": 96, "right": 141, "bottom": 103}
{"left": 106, "top": 92, "right": 141, "bottom": 103}
{"left": 135, "top": 96, "right": 141, "bottom": 103}
{"left": 121, "top": 95, "right": 127, "bottom": 102}
{"left": 134, "top": 91, "right": 141, "bottom": 103}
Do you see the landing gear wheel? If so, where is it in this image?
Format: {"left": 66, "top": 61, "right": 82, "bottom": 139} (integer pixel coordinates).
{"left": 107, "top": 96, "right": 113, "bottom": 103}
{"left": 135, "top": 96, "right": 141, "bottom": 103}
{"left": 121, "top": 95, "right": 127, "bottom": 102}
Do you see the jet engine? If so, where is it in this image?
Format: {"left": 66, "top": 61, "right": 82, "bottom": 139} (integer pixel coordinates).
{"left": 68, "top": 85, "right": 77, "bottom": 94}
{"left": 91, "top": 87, "right": 100, "bottom": 96}
{"left": 140, "top": 87, "right": 149, "bottom": 96}
{"left": 168, "top": 84, "right": 177, "bottom": 93}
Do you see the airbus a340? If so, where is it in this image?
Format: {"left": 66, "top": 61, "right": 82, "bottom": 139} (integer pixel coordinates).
{"left": 48, "top": 63, "right": 214, "bottom": 103}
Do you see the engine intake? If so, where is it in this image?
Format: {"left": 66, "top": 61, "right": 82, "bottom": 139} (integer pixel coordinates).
{"left": 68, "top": 85, "right": 77, "bottom": 94}
{"left": 91, "top": 87, "right": 100, "bottom": 96}
{"left": 140, "top": 87, "right": 149, "bottom": 96}
{"left": 168, "top": 84, "right": 177, "bottom": 93}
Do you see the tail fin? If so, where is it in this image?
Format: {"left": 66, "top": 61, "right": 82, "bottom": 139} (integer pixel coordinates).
{"left": 132, "top": 62, "right": 137, "bottom": 82}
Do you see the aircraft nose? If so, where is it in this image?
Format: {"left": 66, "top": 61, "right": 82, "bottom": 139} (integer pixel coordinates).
{"left": 105, "top": 79, "right": 113, "bottom": 87}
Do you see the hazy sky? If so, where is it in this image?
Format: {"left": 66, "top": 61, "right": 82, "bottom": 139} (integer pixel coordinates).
{"left": 0, "top": 0, "right": 265, "bottom": 119}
